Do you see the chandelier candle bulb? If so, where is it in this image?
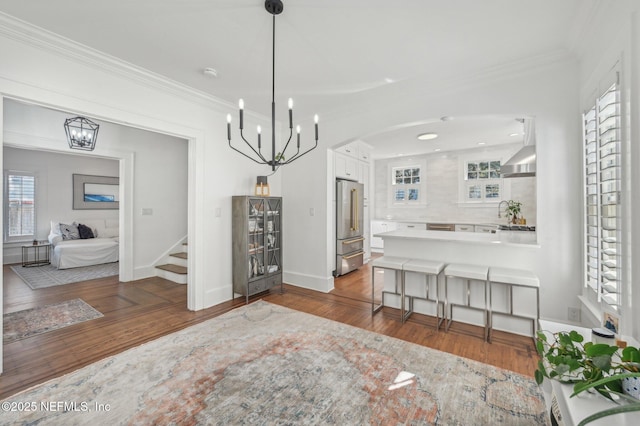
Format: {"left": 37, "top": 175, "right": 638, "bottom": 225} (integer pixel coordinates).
{"left": 257, "top": 125, "right": 262, "bottom": 148}
{"left": 239, "top": 99, "right": 244, "bottom": 129}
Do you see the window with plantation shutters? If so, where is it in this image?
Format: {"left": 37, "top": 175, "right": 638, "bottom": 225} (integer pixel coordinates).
{"left": 583, "top": 75, "right": 621, "bottom": 312}
{"left": 4, "top": 172, "right": 36, "bottom": 242}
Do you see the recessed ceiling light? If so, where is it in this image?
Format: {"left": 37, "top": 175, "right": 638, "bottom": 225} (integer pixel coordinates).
{"left": 440, "top": 116, "right": 454, "bottom": 122}
{"left": 417, "top": 132, "right": 438, "bottom": 141}
{"left": 478, "top": 142, "right": 486, "bottom": 145}
{"left": 384, "top": 77, "right": 395, "bottom": 84}
{"left": 203, "top": 67, "right": 218, "bottom": 77}
{"left": 434, "top": 148, "right": 441, "bottom": 152}
{"left": 509, "top": 133, "right": 520, "bottom": 137}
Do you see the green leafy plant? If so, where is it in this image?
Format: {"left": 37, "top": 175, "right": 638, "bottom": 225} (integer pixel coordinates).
{"left": 504, "top": 200, "right": 522, "bottom": 223}
{"left": 535, "top": 330, "right": 640, "bottom": 425}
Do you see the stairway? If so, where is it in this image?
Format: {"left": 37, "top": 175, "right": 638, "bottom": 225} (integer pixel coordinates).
{"left": 155, "top": 242, "right": 188, "bottom": 284}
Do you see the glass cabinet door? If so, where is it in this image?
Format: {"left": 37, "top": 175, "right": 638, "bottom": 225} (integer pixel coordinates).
{"left": 265, "top": 198, "right": 281, "bottom": 275}
{"left": 248, "top": 198, "right": 265, "bottom": 279}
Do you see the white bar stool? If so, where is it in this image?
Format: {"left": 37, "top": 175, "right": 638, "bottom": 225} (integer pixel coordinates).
{"left": 488, "top": 267, "right": 540, "bottom": 342}
{"left": 402, "top": 259, "right": 445, "bottom": 327}
{"left": 371, "top": 256, "right": 410, "bottom": 316}
{"left": 444, "top": 263, "right": 490, "bottom": 341}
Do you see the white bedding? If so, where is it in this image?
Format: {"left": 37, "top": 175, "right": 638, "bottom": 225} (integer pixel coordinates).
{"left": 52, "top": 237, "right": 119, "bottom": 269}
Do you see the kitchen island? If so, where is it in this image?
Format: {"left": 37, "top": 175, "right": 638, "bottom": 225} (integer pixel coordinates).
{"left": 374, "top": 229, "right": 541, "bottom": 336}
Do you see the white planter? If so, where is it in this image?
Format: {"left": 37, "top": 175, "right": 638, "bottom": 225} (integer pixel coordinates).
{"left": 622, "top": 377, "right": 640, "bottom": 400}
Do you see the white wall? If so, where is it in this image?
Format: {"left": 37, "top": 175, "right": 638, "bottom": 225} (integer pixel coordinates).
{"left": 0, "top": 14, "right": 281, "bottom": 319}
{"left": 2, "top": 100, "right": 189, "bottom": 276}
{"left": 2, "top": 146, "right": 118, "bottom": 262}
{"left": 574, "top": 0, "right": 640, "bottom": 341}
{"left": 0, "top": 2, "right": 636, "bottom": 344}
{"left": 373, "top": 144, "right": 537, "bottom": 225}
{"left": 282, "top": 57, "right": 583, "bottom": 327}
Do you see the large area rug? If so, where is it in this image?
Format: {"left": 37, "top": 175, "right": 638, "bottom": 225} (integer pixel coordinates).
{"left": 0, "top": 301, "right": 549, "bottom": 425}
{"left": 10, "top": 262, "right": 119, "bottom": 289}
{"left": 3, "top": 298, "right": 103, "bottom": 344}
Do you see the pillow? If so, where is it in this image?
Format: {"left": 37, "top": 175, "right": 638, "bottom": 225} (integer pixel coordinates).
{"left": 77, "top": 223, "right": 95, "bottom": 239}
{"left": 100, "top": 227, "right": 119, "bottom": 238}
{"left": 59, "top": 222, "right": 80, "bottom": 240}
{"left": 50, "top": 220, "right": 62, "bottom": 236}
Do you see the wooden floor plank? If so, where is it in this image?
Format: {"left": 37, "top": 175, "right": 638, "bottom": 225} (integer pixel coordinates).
{"left": 1, "top": 261, "right": 539, "bottom": 400}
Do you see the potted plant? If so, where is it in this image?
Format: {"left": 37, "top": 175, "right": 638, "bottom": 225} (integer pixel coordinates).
{"left": 504, "top": 200, "right": 522, "bottom": 224}
{"left": 535, "top": 330, "right": 640, "bottom": 425}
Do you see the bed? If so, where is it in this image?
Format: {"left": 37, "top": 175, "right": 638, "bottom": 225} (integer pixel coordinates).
{"left": 48, "top": 219, "right": 119, "bottom": 269}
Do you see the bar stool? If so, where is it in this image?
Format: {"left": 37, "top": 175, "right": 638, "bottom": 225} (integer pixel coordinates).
{"left": 488, "top": 267, "right": 540, "bottom": 342}
{"left": 402, "top": 259, "right": 445, "bottom": 328}
{"left": 371, "top": 256, "right": 410, "bottom": 316}
{"left": 444, "top": 263, "right": 490, "bottom": 341}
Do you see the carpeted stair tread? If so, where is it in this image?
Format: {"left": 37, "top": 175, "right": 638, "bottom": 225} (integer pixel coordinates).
{"left": 156, "top": 264, "right": 187, "bottom": 274}
{"left": 170, "top": 252, "right": 187, "bottom": 259}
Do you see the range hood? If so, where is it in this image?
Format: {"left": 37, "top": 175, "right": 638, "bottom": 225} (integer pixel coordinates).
{"left": 501, "top": 118, "right": 536, "bottom": 178}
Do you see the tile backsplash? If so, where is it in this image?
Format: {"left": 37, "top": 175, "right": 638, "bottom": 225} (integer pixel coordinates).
{"left": 373, "top": 145, "right": 537, "bottom": 225}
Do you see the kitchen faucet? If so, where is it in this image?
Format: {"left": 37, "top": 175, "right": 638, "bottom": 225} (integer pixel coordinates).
{"left": 498, "top": 200, "right": 509, "bottom": 218}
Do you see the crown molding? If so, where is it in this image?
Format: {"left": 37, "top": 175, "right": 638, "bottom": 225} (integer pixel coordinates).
{"left": 0, "top": 12, "right": 235, "bottom": 113}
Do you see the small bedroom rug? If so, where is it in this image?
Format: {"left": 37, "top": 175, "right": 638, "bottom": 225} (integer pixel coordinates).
{"left": 10, "top": 262, "right": 119, "bottom": 289}
{"left": 3, "top": 298, "right": 103, "bottom": 344}
{"left": 0, "top": 301, "right": 549, "bottom": 425}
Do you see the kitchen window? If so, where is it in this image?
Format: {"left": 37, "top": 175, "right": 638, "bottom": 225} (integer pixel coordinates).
{"left": 4, "top": 171, "right": 36, "bottom": 243}
{"left": 462, "top": 160, "right": 502, "bottom": 202}
{"left": 583, "top": 74, "right": 621, "bottom": 313}
{"left": 389, "top": 162, "right": 426, "bottom": 206}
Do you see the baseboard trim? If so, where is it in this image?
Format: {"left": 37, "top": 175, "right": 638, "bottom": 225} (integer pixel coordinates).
{"left": 204, "top": 285, "right": 233, "bottom": 309}
{"left": 283, "top": 271, "right": 333, "bottom": 293}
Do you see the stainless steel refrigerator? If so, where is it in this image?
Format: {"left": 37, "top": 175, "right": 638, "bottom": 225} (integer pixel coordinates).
{"left": 335, "top": 179, "right": 364, "bottom": 276}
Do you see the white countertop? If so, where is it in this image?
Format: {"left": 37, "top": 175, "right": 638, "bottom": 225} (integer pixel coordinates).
{"left": 373, "top": 218, "right": 536, "bottom": 227}
{"left": 374, "top": 228, "right": 539, "bottom": 247}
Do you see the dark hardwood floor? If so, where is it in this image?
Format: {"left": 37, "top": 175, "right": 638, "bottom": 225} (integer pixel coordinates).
{"left": 1, "top": 260, "right": 539, "bottom": 400}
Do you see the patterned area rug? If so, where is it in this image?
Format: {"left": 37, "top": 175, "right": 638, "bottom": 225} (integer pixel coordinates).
{"left": 0, "top": 301, "right": 549, "bottom": 425}
{"left": 3, "top": 299, "right": 103, "bottom": 344}
{"left": 10, "top": 262, "right": 119, "bottom": 289}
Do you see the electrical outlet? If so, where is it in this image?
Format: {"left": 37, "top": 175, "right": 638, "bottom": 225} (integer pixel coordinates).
{"left": 568, "top": 307, "right": 581, "bottom": 323}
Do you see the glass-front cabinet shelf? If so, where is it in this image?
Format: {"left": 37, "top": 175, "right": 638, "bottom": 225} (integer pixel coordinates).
{"left": 232, "top": 196, "right": 283, "bottom": 303}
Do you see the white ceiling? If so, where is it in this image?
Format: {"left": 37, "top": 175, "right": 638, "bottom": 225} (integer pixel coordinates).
{"left": 0, "top": 0, "right": 595, "bottom": 157}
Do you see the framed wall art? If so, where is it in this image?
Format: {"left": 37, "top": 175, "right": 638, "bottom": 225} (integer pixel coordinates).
{"left": 73, "top": 174, "right": 119, "bottom": 210}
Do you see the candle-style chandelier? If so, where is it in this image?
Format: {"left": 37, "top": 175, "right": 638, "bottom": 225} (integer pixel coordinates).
{"left": 226, "top": 0, "right": 318, "bottom": 171}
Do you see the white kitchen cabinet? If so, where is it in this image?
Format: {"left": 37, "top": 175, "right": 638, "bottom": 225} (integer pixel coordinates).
{"left": 363, "top": 205, "right": 371, "bottom": 261}
{"left": 475, "top": 225, "right": 497, "bottom": 233}
{"left": 358, "top": 142, "right": 371, "bottom": 162}
{"left": 397, "top": 222, "right": 427, "bottom": 230}
{"left": 370, "top": 220, "right": 398, "bottom": 251}
{"left": 359, "top": 162, "right": 371, "bottom": 260}
{"left": 455, "top": 224, "right": 474, "bottom": 232}
{"left": 358, "top": 162, "right": 369, "bottom": 201}
{"left": 334, "top": 142, "right": 358, "bottom": 158}
{"left": 335, "top": 153, "right": 358, "bottom": 181}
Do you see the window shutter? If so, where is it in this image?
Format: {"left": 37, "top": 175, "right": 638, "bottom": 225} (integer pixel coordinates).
{"left": 583, "top": 76, "right": 621, "bottom": 312}
{"left": 6, "top": 173, "right": 36, "bottom": 239}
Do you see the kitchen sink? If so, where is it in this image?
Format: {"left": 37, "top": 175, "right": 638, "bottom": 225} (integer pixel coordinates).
{"left": 497, "top": 224, "right": 536, "bottom": 231}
